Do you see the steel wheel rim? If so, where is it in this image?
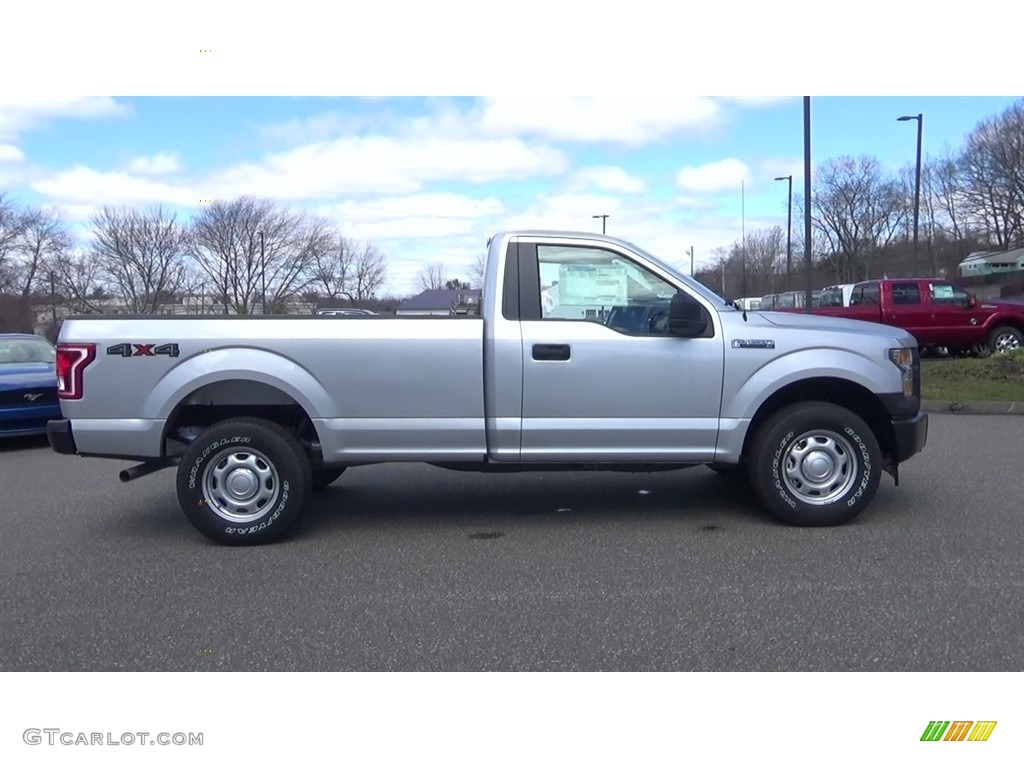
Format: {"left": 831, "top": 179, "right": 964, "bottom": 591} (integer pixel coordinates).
{"left": 782, "top": 429, "right": 858, "bottom": 505}
{"left": 994, "top": 332, "right": 1020, "bottom": 352}
{"left": 201, "top": 447, "right": 280, "bottom": 523}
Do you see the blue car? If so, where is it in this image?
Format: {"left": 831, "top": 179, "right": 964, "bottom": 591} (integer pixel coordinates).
{"left": 0, "top": 333, "right": 62, "bottom": 437}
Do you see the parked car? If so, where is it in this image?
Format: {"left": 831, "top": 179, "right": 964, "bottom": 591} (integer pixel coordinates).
{"left": 806, "top": 278, "right": 1024, "bottom": 354}
{"left": 47, "top": 230, "right": 928, "bottom": 545}
{"left": 818, "top": 284, "right": 856, "bottom": 308}
{"left": 0, "top": 333, "right": 61, "bottom": 437}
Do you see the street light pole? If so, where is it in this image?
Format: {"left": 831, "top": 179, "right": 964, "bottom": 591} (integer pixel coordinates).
{"left": 258, "top": 230, "right": 266, "bottom": 314}
{"left": 49, "top": 270, "right": 57, "bottom": 339}
{"left": 803, "top": 97, "right": 813, "bottom": 314}
{"left": 592, "top": 214, "right": 608, "bottom": 234}
{"left": 775, "top": 175, "right": 793, "bottom": 291}
{"left": 898, "top": 113, "right": 923, "bottom": 276}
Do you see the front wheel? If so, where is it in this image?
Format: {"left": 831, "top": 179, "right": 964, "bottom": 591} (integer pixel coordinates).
{"left": 176, "top": 417, "right": 313, "bottom": 545}
{"left": 988, "top": 325, "right": 1023, "bottom": 354}
{"left": 747, "top": 402, "right": 881, "bottom": 526}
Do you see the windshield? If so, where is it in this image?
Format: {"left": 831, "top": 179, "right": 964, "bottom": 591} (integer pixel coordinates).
{"left": 619, "top": 239, "right": 735, "bottom": 309}
{"left": 0, "top": 337, "right": 56, "bottom": 365}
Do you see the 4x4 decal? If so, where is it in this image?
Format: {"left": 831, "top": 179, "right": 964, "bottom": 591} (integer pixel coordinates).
{"left": 106, "top": 343, "right": 180, "bottom": 358}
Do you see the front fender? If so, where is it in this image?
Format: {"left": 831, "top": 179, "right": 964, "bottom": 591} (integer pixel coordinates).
{"left": 724, "top": 347, "right": 899, "bottom": 419}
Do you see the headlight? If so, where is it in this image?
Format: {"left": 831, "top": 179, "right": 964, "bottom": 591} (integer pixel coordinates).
{"left": 888, "top": 347, "right": 915, "bottom": 397}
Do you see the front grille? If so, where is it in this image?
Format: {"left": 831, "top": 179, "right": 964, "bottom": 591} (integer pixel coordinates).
{"left": 0, "top": 389, "right": 58, "bottom": 407}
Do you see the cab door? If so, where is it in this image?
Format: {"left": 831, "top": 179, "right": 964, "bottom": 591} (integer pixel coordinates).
{"left": 926, "top": 281, "right": 977, "bottom": 345}
{"left": 515, "top": 239, "right": 724, "bottom": 462}
{"left": 884, "top": 281, "right": 933, "bottom": 344}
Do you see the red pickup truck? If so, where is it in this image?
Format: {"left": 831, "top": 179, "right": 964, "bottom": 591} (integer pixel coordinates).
{"left": 796, "top": 278, "right": 1024, "bottom": 354}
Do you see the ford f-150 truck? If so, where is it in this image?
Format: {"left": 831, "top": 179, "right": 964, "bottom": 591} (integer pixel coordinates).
{"left": 47, "top": 231, "right": 929, "bottom": 545}
{"left": 788, "top": 278, "right": 1024, "bottom": 355}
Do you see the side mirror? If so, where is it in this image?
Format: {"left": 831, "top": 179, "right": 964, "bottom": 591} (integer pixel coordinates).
{"left": 967, "top": 295, "right": 978, "bottom": 308}
{"left": 668, "top": 293, "right": 708, "bottom": 337}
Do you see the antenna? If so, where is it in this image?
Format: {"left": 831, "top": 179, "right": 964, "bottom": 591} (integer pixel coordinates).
{"left": 741, "top": 180, "right": 748, "bottom": 320}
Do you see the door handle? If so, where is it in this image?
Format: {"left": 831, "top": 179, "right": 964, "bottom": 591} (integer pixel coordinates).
{"left": 532, "top": 343, "right": 571, "bottom": 361}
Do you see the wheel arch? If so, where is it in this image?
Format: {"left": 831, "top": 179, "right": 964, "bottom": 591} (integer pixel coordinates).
{"left": 160, "top": 379, "right": 324, "bottom": 463}
{"left": 740, "top": 377, "right": 896, "bottom": 469}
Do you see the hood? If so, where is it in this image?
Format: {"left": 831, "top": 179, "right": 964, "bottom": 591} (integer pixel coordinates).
{"left": 749, "top": 310, "right": 914, "bottom": 344}
{"left": 0, "top": 363, "right": 57, "bottom": 392}
{"left": 979, "top": 298, "right": 1024, "bottom": 313}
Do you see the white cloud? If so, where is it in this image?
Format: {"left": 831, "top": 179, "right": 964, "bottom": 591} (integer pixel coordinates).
{"left": 720, "top": 97, "right": 797, "bottom": 107}
{"left": 0, "top": 144, "right": 26, "bottom": 162}
{"left": 127, "top": 152, "right": 182, "bottom": 175}
{"left": 476, "top": 97, "right": 721, "bottom": 145}
{"left": 0, "top": 97, "right": 129, "bottom": 141}
{"left": 208, "top": 135, "right": 569, "bottom": 198}
{"left": 569, "top": 166, "right": 647, "bottom": 194}
{"left": 324, "top": 193, "right": 504, "bottom": 222}
{"left": 674, "top": 195, "right": 720, "bottom": 211}
{"left": 759, "top": 157, "right": 805, "bottom": 184}
{"left": 676, "top": 158, "right": 750, "bottom": 193}
{"left": 31, "top": 166, "right": 197, "bottom": 207}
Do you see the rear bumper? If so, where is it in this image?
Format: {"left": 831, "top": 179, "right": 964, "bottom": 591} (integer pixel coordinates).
{"left": 47, "top": 418, "right": 78, "bottom": 455}
{"left": 891, "top": 410, "right": 928, "bottom": 463}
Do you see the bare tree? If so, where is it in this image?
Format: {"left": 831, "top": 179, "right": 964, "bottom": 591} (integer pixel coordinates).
{"left": 89, "top": 206, "right": 186, "bottom": 313}
{"left": 309, "top": 236, "right": 357, "bottom": 301}
{"left": 956, "top": 100, "right": 1024, "bottom": 249}
{"left": 0, "top": 193, "right": 30, "bottom": 293}
{"left": 810, "top": 155, "right": 907, "bottom": 281}
{"left": 0, "top": 197, "right": 72, "bottom": 297}
{"left": 469, "top": 252, "right": 486, "bottom": 288}
{"left": 50, "top": 249, "right": 107, "bottom": 314}
{"left": 351, "top": 242, "right": 387, "bottom": 301}
{"left": 415, "top": 262, "right": 448, "bottom": 292}
{"left": 187, "top": 197, "right": 331, "bottom": 314}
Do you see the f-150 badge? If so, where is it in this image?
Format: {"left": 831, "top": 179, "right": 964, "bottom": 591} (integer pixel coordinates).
{"left": 732, "top": 339, "right": 775, "bottom": 349}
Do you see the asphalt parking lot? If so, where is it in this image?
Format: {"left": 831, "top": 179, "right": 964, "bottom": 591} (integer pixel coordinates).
{"left": 1, "top": 414, "right": 1021, "bottom": 672}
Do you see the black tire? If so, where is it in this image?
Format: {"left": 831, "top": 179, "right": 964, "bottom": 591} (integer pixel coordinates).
{"left": 312, "top": 465, "right": 347, "bottom": 491}
{"left": 987, "top": 325, "right": 1023, "bottom": 354}
{"left": 746, "top": 402, "right": 881, "bottom": 526}
{"left": 176, "top": 417, "right": 313, "bottom": 546}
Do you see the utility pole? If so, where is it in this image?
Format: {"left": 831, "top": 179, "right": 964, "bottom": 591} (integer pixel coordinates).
{"left": 258, "top": 230, "right": 266, "bottom": 314}
{"left": 898, "top": 113, "right": 924, "bottom": 276}
{"left": 687, "top": 246, "right": 694, "bottom": 276}
{"left": 775, "top": 175, "right": 793, "bottom": 291}
{"left": 49, "top": 270, "right": 57, "bottom": 339}
{"left": 803, "top": 97, "right": 813, "bottom": 314}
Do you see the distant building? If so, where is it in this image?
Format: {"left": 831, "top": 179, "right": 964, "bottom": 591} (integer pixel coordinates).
{"left": 958, "top": 247, "right": 1024, "bottom": 278}
{"left": 395, "top": 289, "right": 481, "bottom": 316}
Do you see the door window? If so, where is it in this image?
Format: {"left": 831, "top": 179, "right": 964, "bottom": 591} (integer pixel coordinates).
{"left": 537, "top": 246, "right": 678, "bottom": 335}
{"left": 891, "top": 282, "right": 922, "bottom": 305}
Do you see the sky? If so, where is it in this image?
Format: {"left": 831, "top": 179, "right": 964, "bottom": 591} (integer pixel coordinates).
{"left": 1, "top": 5, "right": 1020, "bottom": 296}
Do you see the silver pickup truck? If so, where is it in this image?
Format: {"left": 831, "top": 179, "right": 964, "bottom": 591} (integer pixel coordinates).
{"left": 48, "top": 230, "right": 928, "bottom": 545}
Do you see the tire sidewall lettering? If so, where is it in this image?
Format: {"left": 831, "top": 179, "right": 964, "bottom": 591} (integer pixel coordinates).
{"left": 223, "top": 480, "right": 290, "bottom": 536}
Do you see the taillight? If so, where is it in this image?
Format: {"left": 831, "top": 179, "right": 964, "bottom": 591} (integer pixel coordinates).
{"left": 56, "top": 343, "right": 96, "bottom": 400}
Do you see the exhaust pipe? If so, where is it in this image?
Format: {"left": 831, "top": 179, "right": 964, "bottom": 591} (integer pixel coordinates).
{"left": 119, "top": 461, "right": 170, "bottom": 483}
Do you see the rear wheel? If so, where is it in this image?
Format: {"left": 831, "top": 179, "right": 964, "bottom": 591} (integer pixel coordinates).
{"left": 747, "top": 402, "right": 881, "bottom": 526}
{"left": 176, "top": 417, "right": 312, "bottom": 545}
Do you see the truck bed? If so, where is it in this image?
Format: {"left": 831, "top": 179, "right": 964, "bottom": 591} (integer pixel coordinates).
{"left": 57, "top": 315, "right": 488, "bottom": 462}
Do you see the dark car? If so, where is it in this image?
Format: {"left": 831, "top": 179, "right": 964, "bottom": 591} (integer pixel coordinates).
{"left": 0, "top": 333, "right": 61, "bottom": 437}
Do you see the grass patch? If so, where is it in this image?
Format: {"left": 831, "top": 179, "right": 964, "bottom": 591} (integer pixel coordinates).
{"left": 921, "top": 349, "right": 1024, "bottom": 401}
